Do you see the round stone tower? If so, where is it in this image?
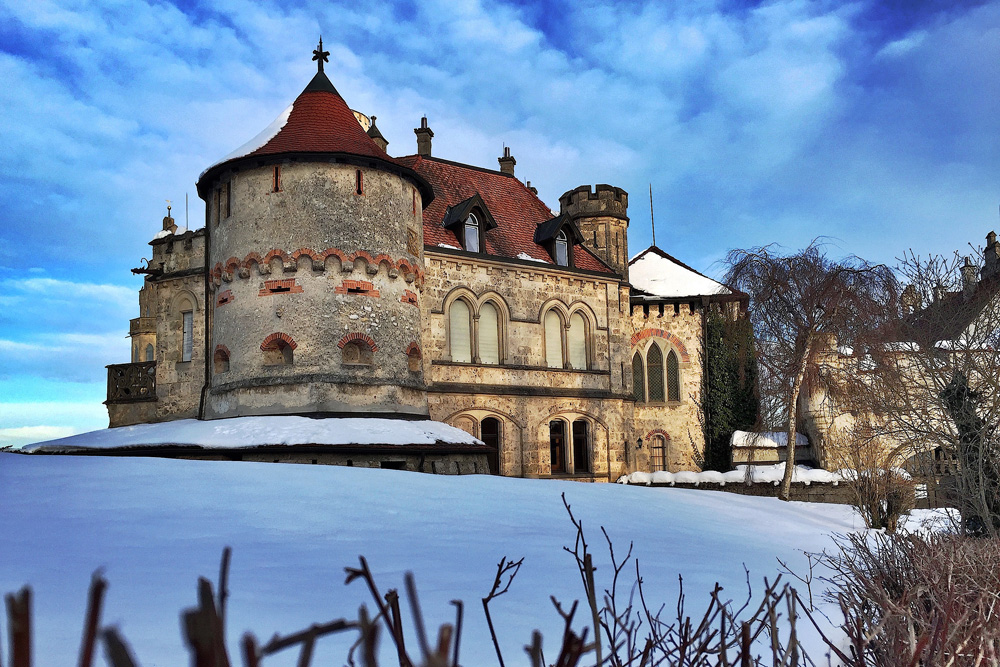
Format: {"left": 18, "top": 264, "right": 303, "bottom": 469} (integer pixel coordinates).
{"left": 559, "top": 185, "right": 629, "bottom": 280}
{"left": 196, "top": 45, "right": 434, "bottom": 419}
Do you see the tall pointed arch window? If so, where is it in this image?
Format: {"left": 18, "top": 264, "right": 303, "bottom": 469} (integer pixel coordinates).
{"left": 145, "top": 344, "right": 154, "bottom": 362}
{"left": 544, "top": 310, "right": 563, "bottom": 368}
{"left": 464, "top": 214, "right": 481, "bottom": 253}
{"left": 554, "top": 229, "right": 569, "bottom": 266}
{"left": 647, "top": 344, "right": 664, "bottom": 402}
{"left": 632, "top": 352, "right": 645, "bottom": 402}
{"left": 449, "top": 299, "right": 473, "bottom": 363}
{"left": 667, "top": 350, "right": 680, "bottom": 402}
{"left": 479, "top": 302, "right": 500, "bottom": 365}
{"left": 568, "top": 313, "right": 587, "bottom": 370}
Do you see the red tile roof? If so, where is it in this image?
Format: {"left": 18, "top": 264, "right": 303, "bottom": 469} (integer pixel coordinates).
{"left": 397, "top": 155, "right": 614, "bottom": 275}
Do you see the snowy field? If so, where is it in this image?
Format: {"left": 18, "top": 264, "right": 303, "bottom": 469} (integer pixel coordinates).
{"left": 0, "top": 453, "right": 925, "bottom": 665}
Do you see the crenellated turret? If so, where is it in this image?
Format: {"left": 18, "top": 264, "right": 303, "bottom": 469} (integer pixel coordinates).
{"left": 560, "top": 184, "right": 629, "bottom": 280}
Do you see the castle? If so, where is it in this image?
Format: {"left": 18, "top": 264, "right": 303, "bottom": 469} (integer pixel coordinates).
{"left": 106, "top": 44, "right": 744, "bottom": 480}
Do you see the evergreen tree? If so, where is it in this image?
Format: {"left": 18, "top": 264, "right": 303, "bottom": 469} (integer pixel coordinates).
{"left": 702, "top": 308, "right": 759, "bottom": 472}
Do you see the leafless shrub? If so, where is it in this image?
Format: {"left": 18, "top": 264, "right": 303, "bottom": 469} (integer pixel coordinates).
{"left": 817, "top": 531, "right": 1000, "bottom": 666}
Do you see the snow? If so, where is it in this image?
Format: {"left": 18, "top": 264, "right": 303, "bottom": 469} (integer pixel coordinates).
{"left": 629, "top": 249, "right": 730, "bottom": 298}
{"left": 0, "top": 453, "right": 916, "bottom": 665}
{"left": 516, "top": 251, "right": 547, "bottom": 263}
{"left": 436, "top": 242, "right": 461, "bottom": 250}
{"left": 153, "top": 225, "right": 190, "bottom": 240}
{"left": 199, "top": 104, "right": 294, "bottom": 178}
{"left": 8, "top": 416, "right": 481, "bottom": 453}
{"left": 619, "top": 464, "right": 846, "bottom": 486}
{"left": 620, "top": 463, "right": 912, "bottom": 486}
{"left": 731, "top": 430, "right": 809, "bottom": 448}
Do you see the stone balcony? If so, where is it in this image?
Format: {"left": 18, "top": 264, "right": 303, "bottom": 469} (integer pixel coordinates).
{"left": 129, "top": 316, "right": 156, "bottom": 336}
{"left": 106, "top": 361, "right": 157, "bottom": 404}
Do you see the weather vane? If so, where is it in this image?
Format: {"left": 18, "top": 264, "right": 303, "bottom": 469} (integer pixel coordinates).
{"left": 166, "top": 199, "right": 172, "bottom": 215}
{"left": 312, "top": 36, "right": 330, "bottom": 73}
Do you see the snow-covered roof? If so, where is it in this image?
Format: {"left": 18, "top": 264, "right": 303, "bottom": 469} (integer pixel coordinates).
{"left": 199, "top": 104, "right": 293, "bottom": 179}
{"left": 8, "top": 416, "right": 483, "bottom": 453}
{"left": 628, "top": 246, "right": 731, "bottom": 299}
{"left": 730, "top": 431, "right": 809, "bottom": 449}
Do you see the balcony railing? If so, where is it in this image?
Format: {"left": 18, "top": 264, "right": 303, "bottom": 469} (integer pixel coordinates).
{"left": 129, "top": 317, "right": 156, "bottom": 335}
{"left": 106, "top": 361, "right": 157, "bottom": 403}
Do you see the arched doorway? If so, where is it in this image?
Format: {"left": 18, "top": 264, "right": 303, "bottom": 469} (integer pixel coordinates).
{"left": 481, "top": 417, "right": 501, "bottom": 475}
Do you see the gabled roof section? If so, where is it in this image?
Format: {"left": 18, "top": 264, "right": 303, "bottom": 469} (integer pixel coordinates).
{"left": 629, "top": 246, "right": 732, "bottom": 299}
{"left": 442, "top": 193, "right": 498, "bottom": 232}
{"left": 397, "top": 155, "right": 614, "bottom": 274}
{"left": 534, "top": 214, "right": 583, "bottom": 244}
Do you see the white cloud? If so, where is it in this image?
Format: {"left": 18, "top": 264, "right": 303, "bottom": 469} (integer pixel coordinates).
{"left": 0, "top": 425, "right": 79, "bottom": 449}
{"left": 876, "top": 30, "right": 928, "bottom": 59}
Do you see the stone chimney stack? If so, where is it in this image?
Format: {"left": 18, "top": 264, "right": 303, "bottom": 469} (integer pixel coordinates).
{"left": 983, "top": 230, "right": 1000, "bottom": 280}
{"left": 162, "top": 205, "right": 177, "bottom": 233}
{"left": 961, "top": 256, "right": 979, "bottom": 300}
{"left": 498, "top": 146, "right": 516, "bottom": 175}
{"left": 414, "top": 117, "right": 433, "bottom": 157}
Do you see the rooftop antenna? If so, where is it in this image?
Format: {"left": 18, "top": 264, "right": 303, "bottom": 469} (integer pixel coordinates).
{"left": 649, "top": 184, "right": 656, "bottom": 247}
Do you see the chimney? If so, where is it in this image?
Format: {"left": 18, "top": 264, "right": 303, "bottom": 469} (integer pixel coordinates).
{"left": 961, "top": 256, "right": 979, "bottom": 300}
{"left": 162, "top": 204, "right": 177, "bottom": 233}
{"left": 984, "top": 230, "right": 999, "bottom": 280}
{"left": 414, "top": 116, "right": 433, "bottom": 157}
{"left": 526, "top": 180, "right": 538, "bottom": 195}
{"left": 498, "top": 146, "right": 516, "bottom": 176}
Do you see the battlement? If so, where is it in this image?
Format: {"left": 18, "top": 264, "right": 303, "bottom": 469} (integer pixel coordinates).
{"left": 559, "top": 184, "right": 629, "bottom": 221}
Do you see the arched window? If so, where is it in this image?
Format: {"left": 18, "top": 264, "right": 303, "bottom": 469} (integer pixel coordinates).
{"left": 549, "top": 420, "right": 566, "bottom": 473}
{"left": 214, "top": 348, "right": 230, "bottom": 373}
{"left": 342, "top": 340, "right": 373, "bottom": 366}
{"left": 647, "top": 345, "right": 664, "bottom": 402}
{"left": 449, "top": 299, "right": 473, "bottom": 363}
{"left": 479, "top": 302, "right": 500, "bottom": 365}
{"left": 544, "top": 310, "right": 563, "bottom": 368}
{"left": 145, "top": 344, "right": 154, "bottom": 362}
{"left": 667, "top": 350, "right": 680, "bottom": 402}
{"left": 554, "top": 229, "right": 569, "bottom": 266}
{"left": 263, "top": 339, "right": 293, "bottom": 366}
{"left": 481, "top": 417, "right": 501, "bottom": 475}
{"left": 568, "top": 313, "right": 587, "bottom": 370}
{"left": 407, "top": 345, "right": 421, "bottom": 372}
{"left": 632, "top": 352, "right": 645, "bottom": 402}
{"left": 572, "top": 419, "right": 589, "bottom": 473}
{"left": 650, "top": 435, "right": 667, "bottom": 471}
{"left": 181, "top": 311, "right": 194, "bottom": 362}
{"left": 464, "top": 214, "right": 480, "bottom": 253}
{"left": 355, "top": 169, "right": 364, "bottom": 195}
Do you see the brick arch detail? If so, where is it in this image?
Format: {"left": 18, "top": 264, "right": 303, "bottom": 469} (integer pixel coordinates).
{"left": 214, "top": 344, "right": 231, "bottom": 358}
{"left": 212, "top": 247, "right": 425, "bottom": 287}
{"left": 405, "top": 342, "right": 421, "bottom": 358}
{"left": 645, "top": 429, "right": 671, "bottom": 441}
{"left": 630, "top": 328, "right": 690, "bottom": 362}
{"left": 260, "top": 332, "right": 297, "bottom": 351}
{"left": 338, "top": 332, "right": 378, "bottom": 352}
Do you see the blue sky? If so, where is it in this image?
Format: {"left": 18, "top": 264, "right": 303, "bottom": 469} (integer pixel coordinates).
{"left": 1, "top": 0, "right": 998, "bottom": 445}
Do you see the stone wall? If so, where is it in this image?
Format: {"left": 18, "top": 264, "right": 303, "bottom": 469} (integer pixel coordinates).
{"left": 203, "top": 161, "right": 429, "bottom": 418}
{"left": 422, "top": 249, "right": 635, "bottom": 479}
{"left": 629, "top": 301, "right": 706, "bottom": 471}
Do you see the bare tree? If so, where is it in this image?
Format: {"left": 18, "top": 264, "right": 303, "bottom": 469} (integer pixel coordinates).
{"left": 845, "top": 245, "right": 1000, "bottom": 535}
{"left": 724, "top": 242, "right": 896, "bottom": 500}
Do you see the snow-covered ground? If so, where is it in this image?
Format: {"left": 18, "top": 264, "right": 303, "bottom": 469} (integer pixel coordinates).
{"left": 0, "top": 454, "right": 935, "bottom": 665}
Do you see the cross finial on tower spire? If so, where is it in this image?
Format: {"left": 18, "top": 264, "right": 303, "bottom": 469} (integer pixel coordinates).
{"left": 312, "top": 36, "right": 330, "bottom": 73}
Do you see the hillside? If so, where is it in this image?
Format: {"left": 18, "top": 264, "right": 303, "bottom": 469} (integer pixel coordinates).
{"left": 0, "top": 454, "right": 916, "bottom": 664}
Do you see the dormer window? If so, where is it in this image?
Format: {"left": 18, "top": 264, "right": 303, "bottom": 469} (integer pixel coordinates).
{"left": 464, "top": 214, "right": 481, "bottom": 253}
{"left": 555, "top": 230, "right": 569, "bottom": 266}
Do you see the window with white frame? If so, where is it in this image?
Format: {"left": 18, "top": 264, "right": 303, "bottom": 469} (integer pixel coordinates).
{"left": 464, "top": 214, "right": 481, "bottom": 253}
{"left": 554, "top": 229, "right": 569, "bottom": 266}
{"left": 568, "top": 312, "right": 587, "bottom": 370}
{"left": 479, "top": 302, "right": 500, "bottom": 364}
{"left": 449, "top": 299, "right": 473, "bottom": 363}
{"left": 544, "top": 310, "right": 563, "bottom": 368}
{"left": 181, "top": 311, "right": 193, "bottom": 362}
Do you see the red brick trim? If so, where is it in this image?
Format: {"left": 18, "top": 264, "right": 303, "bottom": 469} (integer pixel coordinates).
{"left": 214, "top": 345, "right": 231, "bottom": 358}
{"left": 405, "top": 342, "right": 421, "bottom": 358}
{"left": 216, "top": 290, "right": 234, "bottom": 306}
{"left": 401, "top": 289, "right": 418, "bottom": 306}
{"left": 630, "top": 328, "right": 690, "bottom": 362}
{"left": 259, "top": 279, "right": 303, "bottom": 296}
{"left": 334, "top": 280, "right": 380, "bottom": 297}
{"left": 337, "top": 332, "right": 378, "bottom": 352}
{"left": 212, "top": 247, "right": 425, "bottom": 286}
{"left": 645, "top": 429, "right": 671, "bottom": 441}
{"left": 261, "top": 332, "right": 297, "bottom": 351}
